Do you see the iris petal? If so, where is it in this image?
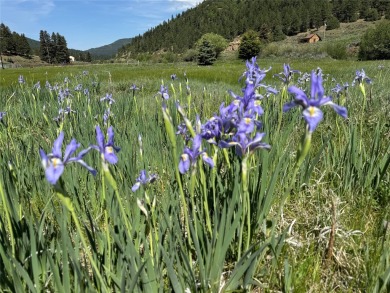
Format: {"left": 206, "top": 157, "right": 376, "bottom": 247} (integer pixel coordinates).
{"left": 45, "top": 159, "right": 64, "bottom": 185}
{"left": 95, "top": 126, "right": 105, "bottom": 151}
{"left": 63, "top": 139, "right": 80, "bottom": 162}
{"left": 303, "top": 107, "right": 323, "bottom": 132}
{"left": 52, "top": 132, "right": 64, "bottom": 158}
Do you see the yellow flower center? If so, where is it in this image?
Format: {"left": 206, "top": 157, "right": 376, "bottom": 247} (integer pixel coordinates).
{"left": 51, "top": 158, "right": 61, "bottom": 168}
{"left": 308, "top": 106, "right": 316, "bottom": 117}
{"left": 105, "top": 146, "right": 113, "bottom": 153}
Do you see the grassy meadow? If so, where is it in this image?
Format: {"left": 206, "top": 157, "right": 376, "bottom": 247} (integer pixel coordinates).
{"left": 0, "top": 58, "right": 389, "bottom": 292}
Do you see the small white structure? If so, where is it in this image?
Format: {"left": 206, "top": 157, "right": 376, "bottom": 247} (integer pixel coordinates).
{"left": 69, "top": 56, "right": 75, "bottom": 62}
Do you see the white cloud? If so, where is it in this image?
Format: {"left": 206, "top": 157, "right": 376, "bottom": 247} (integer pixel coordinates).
{"left": 1, "top": 0, "right": 55, "bottom": 21}
{"left": 167, "top": 0, "right": 204, "bottom": 11}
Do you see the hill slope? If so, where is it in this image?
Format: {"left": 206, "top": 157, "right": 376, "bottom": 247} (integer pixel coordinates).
{"left": 118, "top": 0, "right": 388, "bottom": 57}
{"left": 86, "top": 38, "right": 132, "bottom": 57}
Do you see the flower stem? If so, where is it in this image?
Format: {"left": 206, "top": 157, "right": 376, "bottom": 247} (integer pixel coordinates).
{"left": 56, "top": 191, "right": 108, "bottom": 291}
{"left": 0, "top": 179, "right": 15, "bottom": 257}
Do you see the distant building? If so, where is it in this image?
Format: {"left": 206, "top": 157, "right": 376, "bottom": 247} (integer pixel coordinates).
{"left": 300, "top": 33, "right": 322, "bottom": 43}
{"left": 69, "top": 56, "right": 75, "bottom": 62}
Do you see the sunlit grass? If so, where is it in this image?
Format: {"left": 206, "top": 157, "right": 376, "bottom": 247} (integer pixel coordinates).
{"left": 0, "top": 59, "right": 389, "bottom": 292}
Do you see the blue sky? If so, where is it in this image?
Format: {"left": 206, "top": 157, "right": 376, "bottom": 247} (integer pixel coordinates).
{"left": 0, "top": 0, "right": 204, "bottom": 50}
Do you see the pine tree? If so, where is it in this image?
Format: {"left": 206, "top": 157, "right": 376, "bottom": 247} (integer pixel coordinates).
{"left": 0, "top": 23, "right": 14, "bottom": 54}
{"left": 50, "top": 33, "right": 58, "bottom": 63}
{"left": 86, "top": 52, "right": 92, "bottom": 62}
{"left": 39, "top": 30, "right": 51, "bottom": 63}
{"left": 56, "top": 34, "right": 69, "bottom": 63}
{"left": 19, "top": 34, "right": 31, "bottom": 56}
{"left": 197, "top": 40, "right": 216, "bottom": 65}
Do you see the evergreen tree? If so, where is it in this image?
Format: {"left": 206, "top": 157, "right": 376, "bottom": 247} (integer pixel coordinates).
{"left": 19, "top": 34, "right": 31, "bottom": 56}
{"left": 56, "top": 34, "right": 69, "bottom": 63}
{"left": 197, "top": 40, "right": 216, "bottom": 65}
{"left": 238, "top": 30, "right": 262, "bottom": 60}
{"left": 39, "top": 30, "right": 51, "bottom": 63}
{"left": 86, "top": 52, "right": 92, "bottom": 62}
{"left": 0, "top": 23, "right": 14, "bottom": 54}
{"left": 50, "top": 33, "right": 58, "bottom": 63}
{"left": 386, "top": 3, "right": 390, "bottom": 19}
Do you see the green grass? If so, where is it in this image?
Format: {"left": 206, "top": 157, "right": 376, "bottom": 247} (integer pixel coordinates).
{"left": 0, "top": 58, "right": 389, "bottom": 292}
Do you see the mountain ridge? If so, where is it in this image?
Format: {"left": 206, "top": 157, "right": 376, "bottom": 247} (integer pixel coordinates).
{"left": 25, "top": 36, "right": 132, "bottom": 57}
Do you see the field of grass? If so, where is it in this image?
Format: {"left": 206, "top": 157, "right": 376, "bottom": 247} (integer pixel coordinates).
{"left": 0, "top": 58, "right": 389, "bottom": 292}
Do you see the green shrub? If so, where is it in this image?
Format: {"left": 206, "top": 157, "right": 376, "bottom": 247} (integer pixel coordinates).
{"left": 238, "top": 30, "right": 262, "bottom": 60}
{"left": 326, "top": 16, "right": 340, "bottom": 30}
{"left": 359, "top": 20, "right": 390, "bottom": 60}
{"left": 325, "top": 42, "right": 348, "bottom": 60}
{"left": 195, "top": 33, "right": 227, "bottom": 58}
{"left": 182, "top": 48, "right": 198, "bottom": 62}
{"left": 365, "top": 8, "right": 380, "bottom": 21}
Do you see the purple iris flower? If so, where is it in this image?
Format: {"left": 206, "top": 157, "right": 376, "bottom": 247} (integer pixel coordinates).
{"left": 33, "top": 81, "right": 40, "bottom": 90}
{"left": 103, "top": 108, "right": 111, "bottom": 125}
{"left": 130, "top": 84, "right": 139, "bottom": 91}
{"left": 217, "top": 102, "right": 239, "bottom": 134}
{"left": 200, "top": 117, "right": 222, "bottom": 143}
{"left": 131, "top": 170, "right": 158, "bottom": 192}
{"left": 83, "top": 71, "right": 89, "bottom": 75}
{"left": 283, "top": 70, "right": 347, "bottom": 133}
{"left": 100, "top": 93, "right": 115, "bottom": 105}
{"left": 39, "top": 132, "right": 96, "bottom": 185}
{"left": 331, "top": 82, "right": 349, "bottom": 97}
{"left": 54, "top": 107, "right": 76, "bottom": 122}
{"left": 176, "top": 122, "right": 191, "bottom": 143}
{"left": 219, "top": 132, "right": 270, "bottom": 157}
{"left": 58, "top": 88, "right": 72, "bottom": 104}
{"left": 45, "top": 81, "right": 54, "bottom": 91}
{"left": 156, "top": 85, "right": 170, "bottom": 100}
{"left": 274, "top": 64, "right": 300, "bottom": 85}
{"left": 74, "top": 84, "right": 83, "bottom": 91}
{"left": 179, "top": 135, "right": 214, "bottom": 174}
{"left": 18, "top": 75, "right": 25, "bottom": 84}
{"left": 237, "top": 116, "right": 255, "bottom": 134}
{"left": 91, "top": 125, "right": 120, "bottom": 164}
{"left": 0, "top": 112, "right": 6, "bottom": 121}
{"left": 130, "top": 84, "right": 139, "bottom": 97}
{"left": 352, "top": 69, "right": 371, "bottom": 86}
{"left": 240, "top": 57, "right": 271, "bottom": 86}
{"left": 171, "top": 74, "right": 178, "bottom": 81}
{"left": 297, "top": 72, "right": 311, "bottom": 86}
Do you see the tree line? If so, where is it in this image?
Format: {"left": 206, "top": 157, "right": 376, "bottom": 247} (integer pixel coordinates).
{"left": 118, "top": 0, "right": 390, "bottom": 57}
{"left": 0, "top": 23, "right": 31, "bottom": 57}
{"left": 39, "top": 30, "right": 70, "bottom": 64}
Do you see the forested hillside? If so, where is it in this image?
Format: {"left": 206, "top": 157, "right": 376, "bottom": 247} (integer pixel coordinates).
{"left": 86, "top": 38, "right": 132, "bottom": 59}
{"left": 118, "top": 0, "right": 390, "bottom": 56}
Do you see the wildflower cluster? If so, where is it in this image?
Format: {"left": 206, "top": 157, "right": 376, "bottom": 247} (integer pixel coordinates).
{"left": 204, "top": 57, "right": 273, "bottom": 157}
{"left": 39, "top": 126, "right": 120, "bottom": 185}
